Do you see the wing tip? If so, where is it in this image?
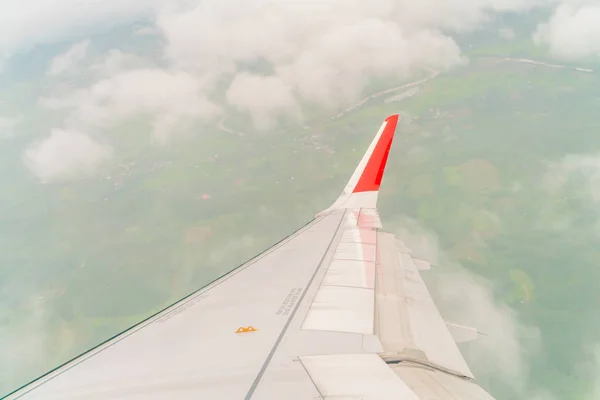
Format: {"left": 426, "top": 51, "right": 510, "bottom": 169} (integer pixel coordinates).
{"left": 386, "top": 113, "right": 400, "bottom": 124}
{"left": 351, "top": 114, "right": 399, "bottom": 194}
{"left": 317, "top": 115, "right": 400, "bottom": 216}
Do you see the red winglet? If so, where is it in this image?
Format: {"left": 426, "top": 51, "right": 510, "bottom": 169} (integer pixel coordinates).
{"left": 352, "top": 114, "right": 399, "bottom": 193}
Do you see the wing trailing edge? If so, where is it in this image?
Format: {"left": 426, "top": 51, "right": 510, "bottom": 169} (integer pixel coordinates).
{"left": 318, "top": 114, "right": 399, "bottom": 216}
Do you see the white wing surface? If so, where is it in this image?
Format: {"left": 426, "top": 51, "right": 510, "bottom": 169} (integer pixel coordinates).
{"left": 5, "top": 115, "right": 497, "bottom": 400}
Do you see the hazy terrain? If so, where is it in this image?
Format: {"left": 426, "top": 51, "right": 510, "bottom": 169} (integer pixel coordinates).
{"left": 2, "top": 2, "right": 600, "bottom": 399}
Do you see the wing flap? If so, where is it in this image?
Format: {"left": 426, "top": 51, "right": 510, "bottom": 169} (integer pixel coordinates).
{"left": 357, "top": 208, "right": 383, "bottom": 229}
{"left": 334, "top": 242, "right": 377, "bottom": 262}
{"left": 301, "top": 286, "right": 374, "bottom": 334}
{"left": 340, "top": 228, "right": 377, "bottom": 244}
{"left": 376, "top": 231, "right": 474, "bottom": 379}
{"left": 302, "top": 210, "right": 378, "bottom": 334}
{"left": 391, "top": 364, "right": 497, "bottom": 400}
{"left": 300, "top": 354, "right": 419, "bottom": 400}
{"left": 321, "top": 259, "right": 376, "bottom": 289}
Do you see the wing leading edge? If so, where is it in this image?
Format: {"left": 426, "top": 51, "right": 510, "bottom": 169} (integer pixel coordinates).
{"left": 5, "top": 115, "right": 497, "bottom": 400}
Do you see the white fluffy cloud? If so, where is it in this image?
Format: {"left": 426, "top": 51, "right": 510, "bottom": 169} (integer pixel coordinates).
{"left": 156, "top": 0, "right": 544, "bottom": 122}
{"left": 0, "top": 0, "right": 163, "bottom": 59}
{"left": 41, "top": 69, "right": 221, "bottom": 144}
{"left": 226, "top": 73, "right": 299, "bottom": 129}
{"left": 13, "top": 0, "right": 579, "bottom": 184}
{"left": 47, "top": 40, "right": 90, "bottom": 76}
{"left": 0, "top": 0, "right": 546, "bottom": 64}
{"left": 89, "top": 50, "right": 148, "bottom": 77}
{"left": 158, "top": 0, "right": 543, "bottom": 74}
{"left": 535, "top": 1, "right": 600, "bottom": 60}
{"left": 22, "top": 129, "right": 112, "bottom": 183}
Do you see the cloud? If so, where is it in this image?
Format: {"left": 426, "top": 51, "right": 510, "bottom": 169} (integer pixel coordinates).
{"left": 0, "top": 0, "right": 163, "bottom": 58}
{"left": 499, "top": 26, "right": 517, "bottom": 39}
{"left": 539, "top": 153, "right": 600, "bottom": 236}
{"left": 0, "top": 116, "right": 19, "bottom": 139}
{"left": 156, "top": 0, "right": 544, "bottom": 119}
{"left": 47, "top": 40, "right": 90, "bottom": 76}
{"left": 0, "top": 0, "right": 546, "bottom": 65}
{"left": 534, "top": 1, "right": 600, "bottom": 60}
{"left": 16, "top": 0, "right": 557, "bottom": 146}
{"left": 41, "top": 68, "right": 221, "bottom": 144}
{"left": 22, "top": 129, "right": 112, "bottom": 183}
{"left": 89, "top": 49, "right": 149, "bottom": 77}
{"left": 429, "top": 266, "right": 541, "bottom": 392}
{"left": 14, "top": 0, "right": 561, "bottom": 184}
{"left": 392, "top": 216, "right": 547, "bottom": 398}
{"left": 226, "top": 73, "right": 299, "bottom": 130}
{"left": 543, "top": 153, "right": 600, "bottom": 202}
{"left": 276, "top": 22, "right": 462, "bottom": 108}
{"left": 133, "top": 25, "right": 158, "bottom": 36}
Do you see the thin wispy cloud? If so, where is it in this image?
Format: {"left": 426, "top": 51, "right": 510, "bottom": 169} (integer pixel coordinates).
{"left": 47, "top": 40, "right": 90, "bottom": 76}
{"left": 0, "top": 116, "right": 19, "bottom": 139}
{"left": 392, "top": 215, "right": 553, "bottom": 399}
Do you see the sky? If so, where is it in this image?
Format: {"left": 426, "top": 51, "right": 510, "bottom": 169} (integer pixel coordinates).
{"left": 3, "top": 0, "right": 600, "bottom": 398}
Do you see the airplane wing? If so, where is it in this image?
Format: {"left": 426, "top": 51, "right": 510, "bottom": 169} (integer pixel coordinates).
{"left": 5, "top": 115, "right": 497, "bottom": 400}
